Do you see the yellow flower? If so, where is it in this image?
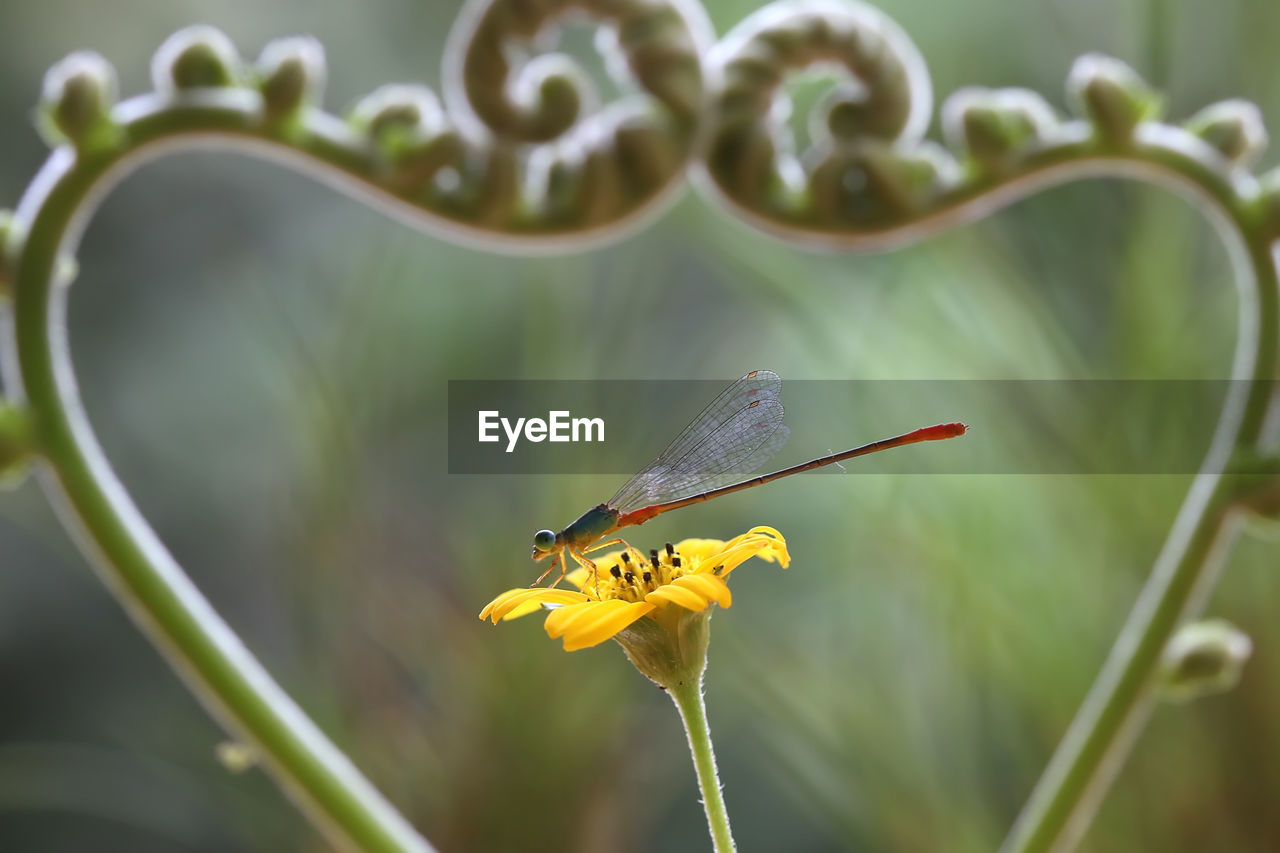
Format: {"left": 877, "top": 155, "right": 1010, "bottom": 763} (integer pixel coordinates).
{"left": 479, "top": 526, "right": 789, "bottom": 653}
{"left": 482, "top": 526, "right": 789, "bottom": 846}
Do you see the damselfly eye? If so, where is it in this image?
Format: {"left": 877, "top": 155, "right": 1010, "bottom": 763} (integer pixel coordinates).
{"left": 533, "top": 529, "right": 556, "bottom": 551}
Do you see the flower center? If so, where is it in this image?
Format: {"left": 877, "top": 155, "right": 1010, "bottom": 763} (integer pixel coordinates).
{"left": 590, "top": 543, "right": 713, "bottom": 602}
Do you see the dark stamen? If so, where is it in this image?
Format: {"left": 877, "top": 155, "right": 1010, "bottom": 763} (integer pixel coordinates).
{"left": 621, "top": 552, "right": 631, "bottom": 564}
{"left": 624, "top": 571, "right": 635, "bottom": 584}
{"left": 673, "top": 556, "right": 682, "bottom": 568}
{"left": 649, "top": 549, "right": 660, "bottom": 569}
{"left": 610, "top": 565, "right": 622, "bottom": 579}
{"left": 665, "top": 542, "right": 674, "bottom": 558}
{"left": 643, "top": 571, "right": 652, "bottom": 584}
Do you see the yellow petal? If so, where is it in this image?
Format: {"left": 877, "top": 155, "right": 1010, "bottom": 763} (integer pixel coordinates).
{"left": 544, "top": 602, "right": 598, "bottom": 638}
{"left": 670, "top": 573, "right": 732, "bottom": 609}
{"left": 479, "top": 588, "right": 525, "bottom": 621}
{"left": 545, "top": 600, "right": 655, "bottom": 650}
{"left": 500, "top": 600, "right": 546, "bottom": 621}
{"left": 715, "top": 544, "right": 770, "bottom": 576}
{"left": 704, "top": 529, "right": 790, "bottom": 577}
{"left": 480, "top": 587, "right": 588, "bottom": 623}
{"left": 563, "top": 602, "right": 655, "bottom": 651}
{"left": 743, "top": 526, "right": 790, "bottom": 567}
{"left": 672, "top": 537, "right": 728, "bottom": 564}
{"left": 646, "top": 582, "right": 711, "bottom": 612}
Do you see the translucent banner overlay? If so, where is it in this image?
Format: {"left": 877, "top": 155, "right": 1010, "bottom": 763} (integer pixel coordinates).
{"left": 447, "top": 379, "right": 1228, "bottom": 475}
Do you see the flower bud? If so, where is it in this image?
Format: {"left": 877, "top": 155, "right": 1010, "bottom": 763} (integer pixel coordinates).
{"left": 349, "top": 85, "right": 446, "bottom": 148}
{"left": 37, "top": 51, "right": 119, "bottom": 150}
{"left": 1159, "top": 619, "right": 1252, "bottom": 703}
{"left": 1184, "top": 99, "right": 1268, "bottom": 168}
{"left": 152, "top": 26, "right": 242, "bottom": 93}
{"left": 257, "top": 36, "right": 326, "bottom": 120}
{"left": 349, "top": 85, "right": 462, "bottom": 184}
{"left": 1066, "top": 54, "right": 1162, "bottom": 140}
{"left": 942, "top": 88, "right": 1057, "bottom": 168}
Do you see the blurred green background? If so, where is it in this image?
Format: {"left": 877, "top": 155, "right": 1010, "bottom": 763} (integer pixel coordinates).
{"left": 2, "top": 0, "right": 1279, "bottom": 850}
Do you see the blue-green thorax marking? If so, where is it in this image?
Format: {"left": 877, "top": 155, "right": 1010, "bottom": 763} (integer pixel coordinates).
{"left": 560, "top": 503, "right": 620, "bottom": 549}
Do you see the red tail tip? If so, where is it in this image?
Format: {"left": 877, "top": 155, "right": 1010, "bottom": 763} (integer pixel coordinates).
{"left": 920, "top": 422, "right": 967, "bottom": 440}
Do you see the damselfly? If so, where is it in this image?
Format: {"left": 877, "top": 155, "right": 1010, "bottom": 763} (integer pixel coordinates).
{"left": 530, "top": 370, "right": 965, "bottom": 587}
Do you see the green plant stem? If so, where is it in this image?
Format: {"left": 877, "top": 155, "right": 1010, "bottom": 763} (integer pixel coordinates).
{"left": 1003, "top": 481, "right": 1237, "bottom": 852}
{"left": 669, "top": 675, "right": 737, "bottom": 853}
{"left": 1002, "top": 226, "right": 1280, "bottom": 851}
{"left": 7, "top": 124, "right": 435, "bottom": 851}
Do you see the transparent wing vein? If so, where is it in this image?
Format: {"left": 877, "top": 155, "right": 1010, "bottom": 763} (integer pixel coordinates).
{"left": 610, "top": 371, "right": 790, "bottom": 514}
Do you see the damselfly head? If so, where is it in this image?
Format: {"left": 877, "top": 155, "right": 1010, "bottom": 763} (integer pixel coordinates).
{"left": 532, "top": 528, "right": 557, "bottom": 559}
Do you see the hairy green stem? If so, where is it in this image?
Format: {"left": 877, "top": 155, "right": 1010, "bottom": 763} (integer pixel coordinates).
{"left": 669, "top": 675, "right": 736, "bottom": 853}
